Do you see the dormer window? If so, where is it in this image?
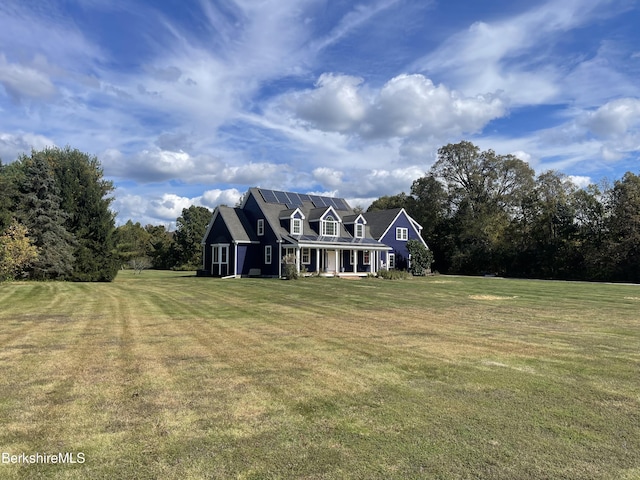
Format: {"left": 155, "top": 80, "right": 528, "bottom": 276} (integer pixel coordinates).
{"left": 257, "top": 219, "right": 265, "bottom": 236}
{"left": 355, "top": 223, "right": 364, "bottom": 238}
{"left": 322, "top": 215, "right": 338, "bottom": 236}
{"left": 291, "top": 218, "right": 303, "bottom": 235}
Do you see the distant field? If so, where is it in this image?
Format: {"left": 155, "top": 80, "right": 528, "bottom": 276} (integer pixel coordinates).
{"left": 1, "top": 271, "right": 639, "bottom": 479}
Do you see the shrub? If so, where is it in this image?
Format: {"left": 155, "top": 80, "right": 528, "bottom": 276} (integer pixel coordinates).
{"left": 377, "top": 269, "right": 411, "bottom": 280}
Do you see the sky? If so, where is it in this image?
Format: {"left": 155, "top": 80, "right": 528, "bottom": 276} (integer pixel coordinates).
{"left": 1, "top": 0, "right": 639, "bottom": 227}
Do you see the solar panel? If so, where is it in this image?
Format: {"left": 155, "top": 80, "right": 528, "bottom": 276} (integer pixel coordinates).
{"left": 286, "top": 193, "right": 304, "bottom": 208}
{"left": 260, "top": 189, "right": 278, "bottom": 203}
{"left": 310, "top": 195, "right": 326, "bottom": 208}
{"left": 332, "top": 198, "right": 348, "bottom": 210}
{"left": 272, "top": 191, "right": 288, "bottom": 204}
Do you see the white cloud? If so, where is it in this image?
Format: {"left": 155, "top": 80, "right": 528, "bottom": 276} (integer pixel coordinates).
{"left": 0, "top": 54, "right": 57, "bottom": 101}
{"left": 149, "top": 193, "right": 197, "bottom": 221}
{"left": 583, "top": 98, "right": 640, "bottom": 138}
{"left": 568, "top": 175, "right": 592, "bottom": 188}
{"left": 0, "top": 131, "right": 55, "bottom": 162}
{"left": 275, "top": 73, "right": 506, "bottom": 145}
{"left": 313, "top": 167, "right": 343, "bottom": 189}
{"left": 285, "top": 74, "right": 367, "bottom": 132}
{"left": 200, "top": 188, "right": 243, "bottom": 208}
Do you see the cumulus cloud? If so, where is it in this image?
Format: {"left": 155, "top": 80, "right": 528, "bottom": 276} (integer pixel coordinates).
{"left": 104, "top": 148, "right": 197, "bottom": 183}
{"left": 584, "top": 98, "right": 640, "bottom": 138}
{"left": 200, "top": 188, "right": 243, "bottom": 208}
{"left": 0, "top": 131, "right": 55, "bottom": 162}
{"left": 284, "top": 74, "right": 367, "bottom": 132}
{"left": 313, "top": 167, "right": 343, "bottom": 189}
{"left": 277, "top": 73, "right": 506, "bottom": 143}
{"left": 149, "top": 193, "right": 198, "bottom": 221}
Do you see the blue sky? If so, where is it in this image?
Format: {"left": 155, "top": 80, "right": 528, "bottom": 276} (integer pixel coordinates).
{"left": 1, "top": 0, "right": 639, "bottom": 226}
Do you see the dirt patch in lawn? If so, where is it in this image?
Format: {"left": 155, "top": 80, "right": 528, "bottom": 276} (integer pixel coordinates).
{"left": 469, "top": 294, "right": 518, "bottom": 300}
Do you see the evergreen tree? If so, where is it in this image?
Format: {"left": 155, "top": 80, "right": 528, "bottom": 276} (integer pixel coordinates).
{"left": 46, "top": 147, "right": 119, "bottom": 281}
{"left": 18, "top": 153, "right": 76, "bottom": 280}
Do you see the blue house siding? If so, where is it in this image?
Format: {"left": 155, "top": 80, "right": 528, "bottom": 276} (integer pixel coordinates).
{"left": 203, "top": 214, "right": 233, "bottom": 275}
{"left": 379, "top": 212, "right": 424, "bottom": 271}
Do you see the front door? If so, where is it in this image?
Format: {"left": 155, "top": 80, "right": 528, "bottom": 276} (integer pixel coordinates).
{"left": 212, "top": 244, "right": 229, "bottom": 276}
{"left": 325, "top": 249, "right": 337, "bottom": 273}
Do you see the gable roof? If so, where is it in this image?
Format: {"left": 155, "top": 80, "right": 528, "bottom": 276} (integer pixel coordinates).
{"left": 362, "top": 208, "right": 403, "bottom": 239}
{"left": 362, "top": 207, "right": 428, "bottom": 248}
{"left": 202, "top": 205, "right": 258, "bottom": 244}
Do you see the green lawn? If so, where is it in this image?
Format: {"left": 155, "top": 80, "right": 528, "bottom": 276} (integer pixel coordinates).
{"left": 1, "top": 271, "right": 639, "bottom": 479}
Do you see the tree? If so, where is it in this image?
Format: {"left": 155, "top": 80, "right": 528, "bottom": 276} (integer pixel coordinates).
{"left": 173, "top": 205, "right": 212, "bottom": 269}
{"left": 0, "top": 160, "right": 23, "bottom": 233}
{"left": 145, "top": 224, "right": 177, "bottom": 269}
{"left": 113, "top": 220, "right": 152, "bottom": 268}
{"left": 0, "top": 220, "right": 39, "bottom": 281}
{"left": 429, "top": 141, "right": 535, "bottom": 275}
{"left": 46, "top": 147, "right": 120, "bottom": 281}
{"left": 606, "top": 172, "right": 640, "bottom": 282}
{"left": 406, "top": 239, "right": 433, "bottom": 275}
{"left": 17, "top": 153, "right": 76, "bottom": 280}
{"left": 367, "top": 193, "right": 411, "bottom": 212}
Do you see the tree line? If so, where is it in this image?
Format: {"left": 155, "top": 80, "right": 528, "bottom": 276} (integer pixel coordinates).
{"left": 368, "top": 141, "right": 640, "bottom": 283}
{"left": 4, "top": 142, "right": 639, "bottom": 283}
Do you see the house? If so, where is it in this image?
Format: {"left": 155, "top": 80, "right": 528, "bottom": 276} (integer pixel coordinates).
{"left": 201, "top": 188, "right": 427, "bottom": 278}
{"left": 362, "top": 208, "right": 428, "bottom": 271}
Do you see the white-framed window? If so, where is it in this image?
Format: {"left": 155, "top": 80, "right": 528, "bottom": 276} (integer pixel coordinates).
{"left": 301, "top": 248, "right": 311, "bottom": 264}
{"left": 350, "top": 250, "right": 355, "bottom": 265}
{"left": 322, "top": 215, "right": 338, "bottom": 236}
{"left": 355, "top": 223, "right": 364, "bottom": 238}
{"left": 396, "top": 227, "right": 408, "bottom": 241}
{"left": 257, "top": 219, "right": 265, "bottom": 236}
{"left": 363, "top": 250, "right": 371, "bottom": 265}
{"left": 388, "top": 253, "right": 395, "bottom": 269}
{"left": 265, "top": 245, "right": 272, "bottom": 264}
{"left": 291, "top": 218, "right": 303, "bottom": 235}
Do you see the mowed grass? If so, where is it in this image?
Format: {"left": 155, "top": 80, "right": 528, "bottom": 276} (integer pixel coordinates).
{"left": 1, "top": 272, "right": 639, "bottom": 479}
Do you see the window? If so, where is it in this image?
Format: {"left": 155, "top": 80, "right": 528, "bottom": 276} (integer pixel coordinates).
{"left": 257, "top": 219, "right": 265, "bottom": 236}
{"left": 363, "top": 250, "right": 371, "bottom": 265}
{"left": 350, "top": 250, "right": 355, "bottom": 265}
{"left": 301, "top": 248, "right": 310, "bottom": 264}
{"left": 265, "top": 245, "right": 272, "bottom": 264}
{"left": 291, "top": 218, "right": 302, "bottom": 235}
{"left": 355, "top": 223, "right": 364, "bottom": 238}
{"left": 396, "top": 227, "right": 408, "bottom": 241}
{"left": 388, "top": 253, "right": 395, "bottom": 269}
{"left": 322, "top": 215, "right": 338, "bottom": 236}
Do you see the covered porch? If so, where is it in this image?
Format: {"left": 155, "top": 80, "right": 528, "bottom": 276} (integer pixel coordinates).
{"left": 280, "top": 240, "right": 390, "bottom": 277}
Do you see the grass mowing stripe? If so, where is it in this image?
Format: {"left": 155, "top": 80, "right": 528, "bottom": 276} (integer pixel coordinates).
{"left": 0, "top": 271, "right": 639, "bottom": 478}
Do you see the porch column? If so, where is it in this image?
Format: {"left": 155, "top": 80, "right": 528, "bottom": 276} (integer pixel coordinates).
{"left": 335, "top": 250, "right": 339, "bottom": 274}
{"left": 234, "top": 242, "right": 238, "bottom": 277}
{"left": 352, "top": 249, "right": 357, "bottom": 273}
{"left": 296, "top": 247, "right": 301, "bottom": 273}
{"left": 316, "top": 248, "right": 320, "bottom": 273}
{"left": 372, "top": 251, "right": 378, "bottom": 275}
